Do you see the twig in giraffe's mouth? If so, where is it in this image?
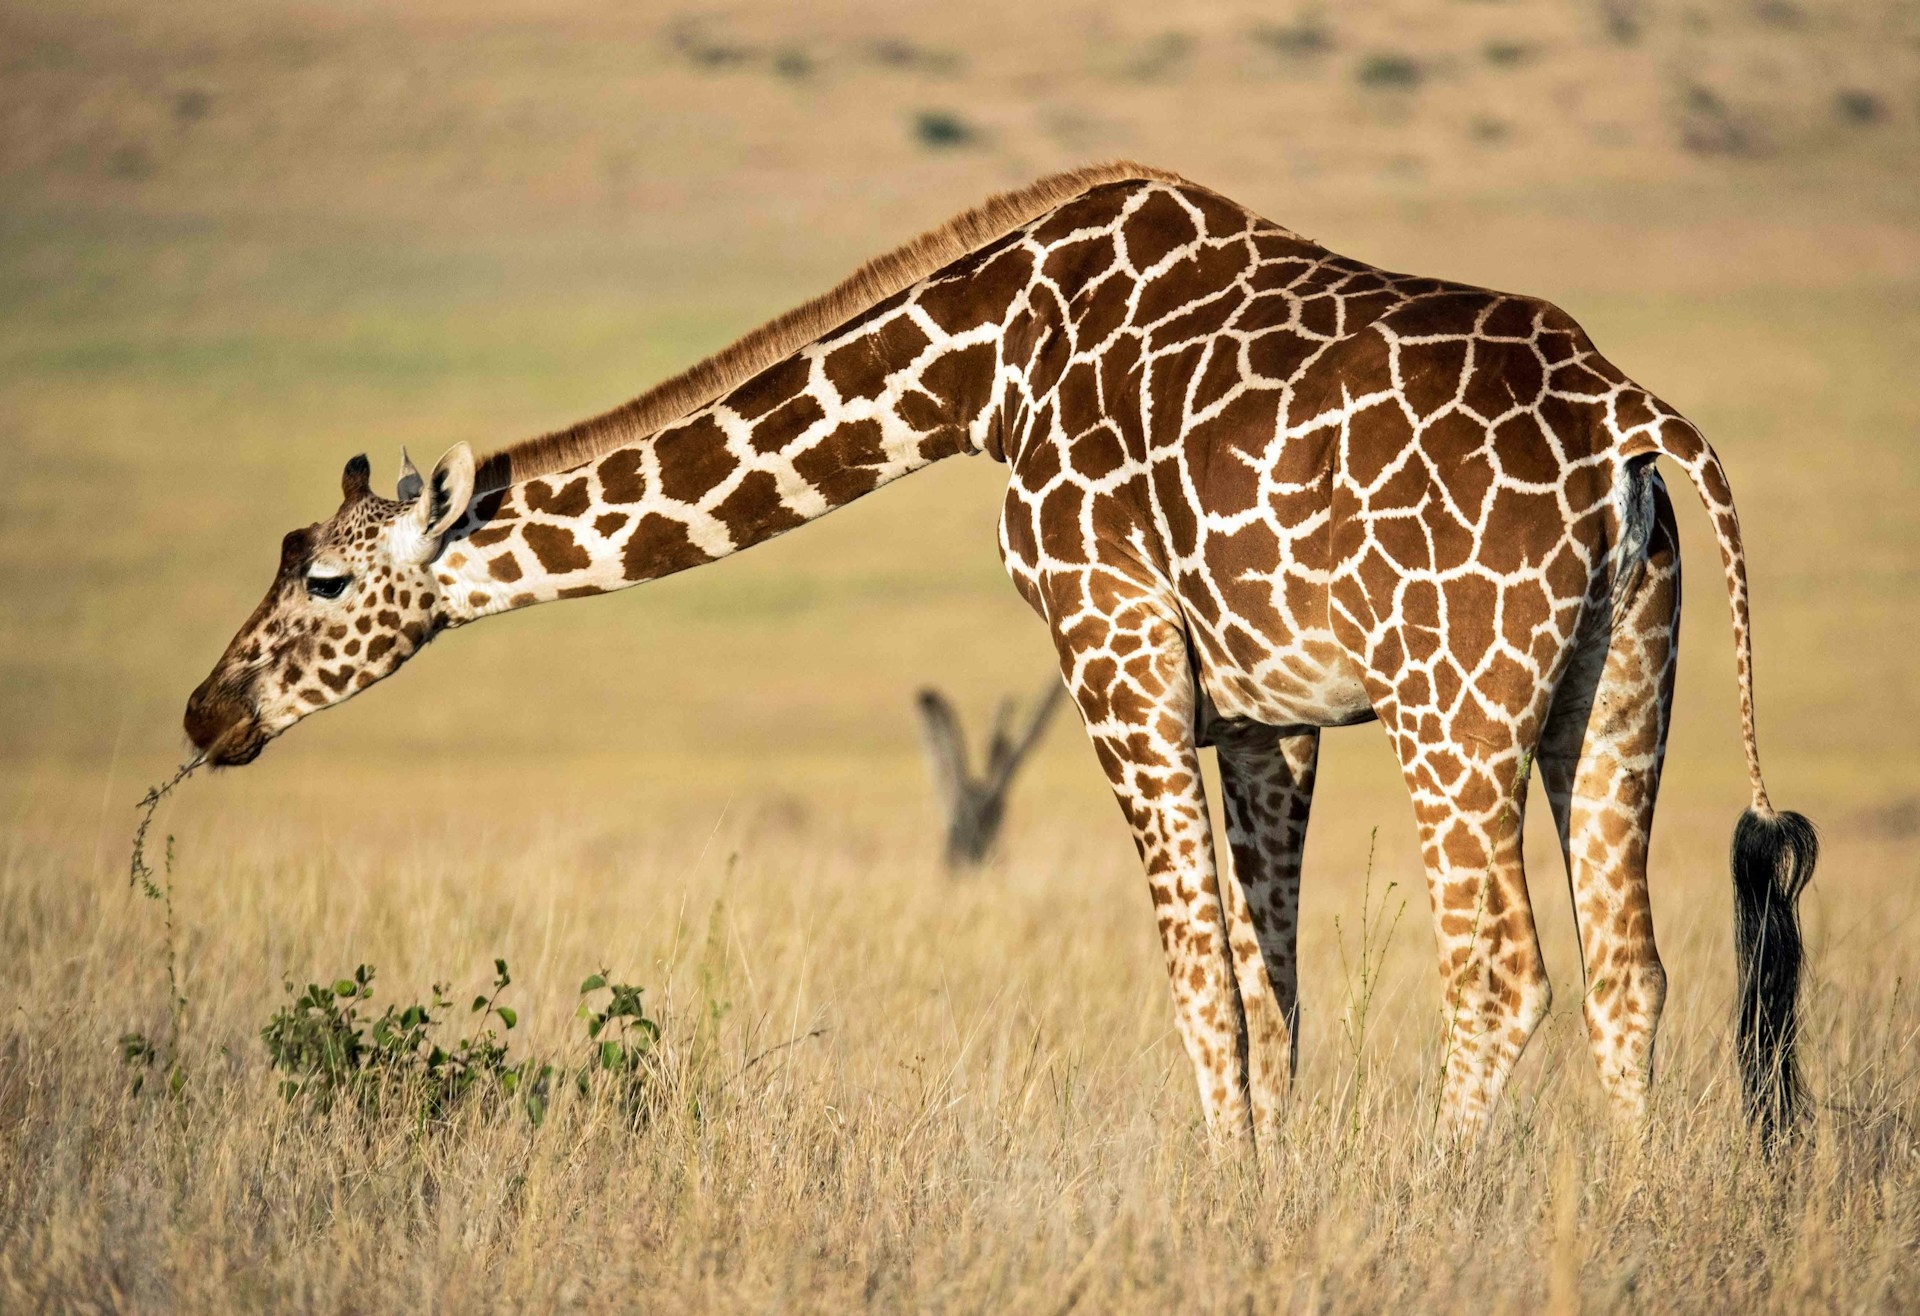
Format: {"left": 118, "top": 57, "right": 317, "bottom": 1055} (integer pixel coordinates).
{"left": 129, "top": 754, "right": 203, "bottom": 891}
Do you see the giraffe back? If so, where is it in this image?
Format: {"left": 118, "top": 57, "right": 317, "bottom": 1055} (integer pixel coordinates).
{"left": 994, "top": 179, "right": 1648, "bottom": 733}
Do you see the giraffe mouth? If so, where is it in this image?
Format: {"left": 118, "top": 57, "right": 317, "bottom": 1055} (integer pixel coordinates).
{"left": 205, "top": 717, "right": 269, "bottom": 768}
{"left": 184, "top": 678, "right": 270, "bottom": 768}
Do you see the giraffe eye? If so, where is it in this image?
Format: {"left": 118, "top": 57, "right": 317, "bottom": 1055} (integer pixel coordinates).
{"left": 305, "top": 573, "right": 352, "bottom": 600}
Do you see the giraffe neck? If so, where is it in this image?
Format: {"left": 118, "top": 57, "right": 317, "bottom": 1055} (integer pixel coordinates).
{"left": 433, "top": 269, "right": 1020, "bottom": 624}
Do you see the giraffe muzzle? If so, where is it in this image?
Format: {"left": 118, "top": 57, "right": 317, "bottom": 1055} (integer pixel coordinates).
{"left": 184, "top": 678, "right": 268, "bottom": 767}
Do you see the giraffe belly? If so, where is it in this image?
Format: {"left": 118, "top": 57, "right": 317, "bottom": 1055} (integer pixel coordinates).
{"left": 1188, "top": 622, "right": 1376, "bottom": 731}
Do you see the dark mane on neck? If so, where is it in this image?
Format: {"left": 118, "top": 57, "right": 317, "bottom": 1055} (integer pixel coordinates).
{"left": 474, "top": 161, "right": 1187, "bottom": 490}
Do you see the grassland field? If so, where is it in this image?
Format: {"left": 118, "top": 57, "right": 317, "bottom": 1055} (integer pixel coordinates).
{"left": 3, "top": 1, "right": 1919, "bottom": 1309}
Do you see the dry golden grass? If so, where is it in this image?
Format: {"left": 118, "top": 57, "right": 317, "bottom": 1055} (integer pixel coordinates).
{"left": 3, "top": 0, "right": 1919, "bottom": 1309}
{"left": 3, "top": 781, "right": 1918, "bottom": 1310}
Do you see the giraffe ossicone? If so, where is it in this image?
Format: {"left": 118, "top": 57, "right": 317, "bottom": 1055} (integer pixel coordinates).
{"left": 187, "top": 163, "right": 1817, "bottom": 1148}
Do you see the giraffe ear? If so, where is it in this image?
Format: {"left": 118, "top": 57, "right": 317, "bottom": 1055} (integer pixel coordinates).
{"left": 341, "top": 453, "right": 373, "bottom": 502}
{"left": 395, "top": 443, "right": 475, "bottom": 563}
{"left": 396, "top": 448, "right": 424, "bottom": 503}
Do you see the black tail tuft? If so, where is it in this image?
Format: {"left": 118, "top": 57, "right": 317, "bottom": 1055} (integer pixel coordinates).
{"left": 1730, "top": 808, "right": 1819, "bottom": 1144}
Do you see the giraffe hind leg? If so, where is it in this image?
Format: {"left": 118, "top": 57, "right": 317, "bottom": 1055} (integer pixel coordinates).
{"left": 1372, "top": 636, "right": 1562, "bottom": 1140}
{"left": 1538, "top": 471, "right": 1681, "bottom": 1125}
{"left": 1398, "top": 735, "right": 1552, "bottom": 1142}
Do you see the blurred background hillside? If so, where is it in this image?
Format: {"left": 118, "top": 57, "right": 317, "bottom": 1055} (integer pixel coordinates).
{"left": 2, "top": 0, "right": 1917, "bottom": 873}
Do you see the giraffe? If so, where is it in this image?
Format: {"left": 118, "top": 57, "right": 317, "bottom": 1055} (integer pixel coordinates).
{"left": 186, "top": 162, "right": 1818, "bottom": 1147}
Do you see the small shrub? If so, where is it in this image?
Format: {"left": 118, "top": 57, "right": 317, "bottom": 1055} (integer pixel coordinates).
{"left": 257, "top": 959, "right": 665, "bottom": 1130}
{"left": 1484, "top": 41, "right": 1534, "bottom": 67}
{"left": 669, "top": 23, "right": 753, "bottom": 70}
{"left": 576, "top": 973, "right": 664, "bottom": 1123}
{"left": 912, "top": 111, "right": 977, "bottom": 149}
{"left": 1678, "top": 84, "right": 1756, "bottom": 156}
{"left": 772, "top": 47, "right": 813, "bottom": 81}
{"left": 118, "top": 1031, "right": 178, "bottom": 1099}
{"left": 1356, "top": 53, "right": 1422, "bottom": 90}
{"left": 1251, "top": 19, "right": 1332, "bottom": 57}
{"left": 1835, "top": 90, "right": 1884, "bottom": 125}
{"left": 172, "top": 89, "right": 211, "bottom": 124}
{"left": 261, "top": 959, "right": 546, "bottom": 1125}
{"left": 1600, "top": 0, "right": 1641, "bottom": 45}
{"left": 869, "top": 39, "right": 960, "bottom": 75}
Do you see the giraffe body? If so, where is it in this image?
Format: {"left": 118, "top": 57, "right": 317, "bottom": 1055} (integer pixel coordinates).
{"left": 188, "top": 165, "right": 1816, "bottom": 1147}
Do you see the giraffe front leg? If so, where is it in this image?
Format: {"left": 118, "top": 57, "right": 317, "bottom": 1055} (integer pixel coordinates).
{"left": 1214, "top": 723, "right": 1319, "bottom": 1134}
{"left": 1051, "top": 582, "right": 1253, "bottom": 1146}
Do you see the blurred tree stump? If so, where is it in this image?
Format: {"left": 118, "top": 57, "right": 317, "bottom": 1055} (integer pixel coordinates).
{"left": 915, "top": 679, "right": 1067, "bottom": 870}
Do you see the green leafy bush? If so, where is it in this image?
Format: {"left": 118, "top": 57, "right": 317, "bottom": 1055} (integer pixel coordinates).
{"left": 1355, "top": 53, "right": 1422, "bottom": 89}
{"left": 259, "top": 959, "right": 663, "bottom": 1129}
{"left": 261, "top": 959, "right": 551, "bottom": 1125}
{"left": 911, "top": 111, "right": 976, "bottom": 149}
{"left": 575, "top": 972, "right": 663, "bottom": 1123}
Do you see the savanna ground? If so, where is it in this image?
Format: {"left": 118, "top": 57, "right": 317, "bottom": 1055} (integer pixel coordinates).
{"left": 3, "top": 1, "right": 1919, "bottom": 1309}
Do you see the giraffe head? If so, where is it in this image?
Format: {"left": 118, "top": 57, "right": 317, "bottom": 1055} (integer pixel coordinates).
{"left": 184, "top": 444, "right": 476, "bottom": 766}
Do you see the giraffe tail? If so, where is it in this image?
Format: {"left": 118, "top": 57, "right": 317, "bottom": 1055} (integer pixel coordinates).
{"left": 1622, "top": 417, "right": 1819, "bottom": 1145}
